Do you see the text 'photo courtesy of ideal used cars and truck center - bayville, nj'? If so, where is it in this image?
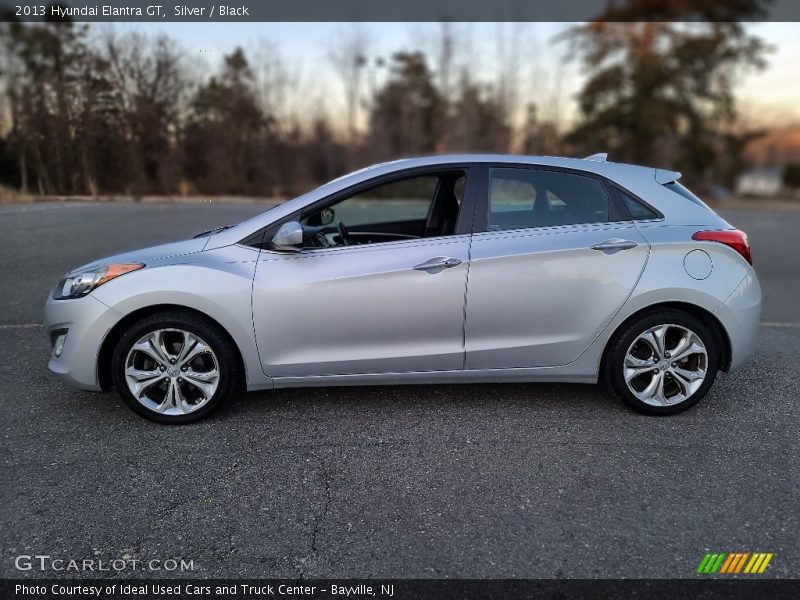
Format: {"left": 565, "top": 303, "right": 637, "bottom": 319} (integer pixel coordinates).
{"left": 1, "top": 1, "right": 799, "bottom": 599}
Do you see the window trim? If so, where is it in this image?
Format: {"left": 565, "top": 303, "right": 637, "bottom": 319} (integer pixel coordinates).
{"left": 473, "top": 163, "right": 630, "bottom": 234}
{"left": 242, "top": 164, "right": 478, "bottom": 250}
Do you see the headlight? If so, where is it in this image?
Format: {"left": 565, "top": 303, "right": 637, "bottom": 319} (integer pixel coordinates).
{"left": 52, "top": 263, "right": 144, "bottom": 300}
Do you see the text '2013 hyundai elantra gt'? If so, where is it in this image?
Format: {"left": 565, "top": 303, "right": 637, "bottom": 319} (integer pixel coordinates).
{"left": 45, "top": 154, "right": 761, "bottom": 424}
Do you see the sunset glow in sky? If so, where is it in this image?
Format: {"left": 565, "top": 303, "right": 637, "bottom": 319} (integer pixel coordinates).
{"left": 109, "top": 22, "right": 800, "bottom": 130}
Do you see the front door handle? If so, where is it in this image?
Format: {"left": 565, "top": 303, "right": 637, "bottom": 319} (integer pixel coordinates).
{"left": 590, "top": 238, "right": 639, "bottom": 252}
{"left": 413, "top": 257, "right": 463, "bottom": 271}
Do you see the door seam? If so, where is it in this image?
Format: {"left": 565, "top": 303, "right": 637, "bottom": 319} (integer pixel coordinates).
{"left": 460, "top": 178, "right": 480, "bottom": 370}
{"left": 461, "top": 234, "right": 473, "bottom": 370}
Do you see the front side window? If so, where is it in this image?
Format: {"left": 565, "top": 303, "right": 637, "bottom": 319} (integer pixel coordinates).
{"left": 318, "top": 176, "right": 437, "bottom": 228}
{"left": 487, "top": 168, "right": 610, "bottom": 231}
{"left": 300, "top": 171, "right": 466, "bottom": 248}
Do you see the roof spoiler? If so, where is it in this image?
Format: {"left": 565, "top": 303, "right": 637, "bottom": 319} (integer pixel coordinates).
{"left": 584, "top": 153, "right": 607, "bottom": 162}
{"left": 655, "top": 168, "right": 681, "bottom": 184}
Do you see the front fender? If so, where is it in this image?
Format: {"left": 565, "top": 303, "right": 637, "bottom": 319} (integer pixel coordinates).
{"left": 91, "top": 248, "right": 270, "bottom": 389}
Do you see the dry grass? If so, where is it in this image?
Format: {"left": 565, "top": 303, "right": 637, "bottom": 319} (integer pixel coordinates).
{"left": 0, "top": 193, "right": 284, "bottom": 205}
{"left": 2, "top": 190, "right": 798, "bottom": 212}
{"left": 0, "top": 185, "right": 25, "bottom": 204}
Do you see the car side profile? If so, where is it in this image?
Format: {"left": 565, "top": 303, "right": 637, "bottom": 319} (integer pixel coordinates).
{"left": 45, "top": 154, "right": 761, "bottom": 423}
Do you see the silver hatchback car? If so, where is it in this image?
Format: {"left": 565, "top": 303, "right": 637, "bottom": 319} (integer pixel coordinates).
{"left": 45, "top": 154, "right": 761, "bottom": 423}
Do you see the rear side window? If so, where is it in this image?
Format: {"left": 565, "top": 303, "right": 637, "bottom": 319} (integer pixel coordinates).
{"left": 617, "top": 189, "right": 659, "bottom": 220}
{"left": 487, "top": 168, "right": 610, "bottom": 231}
{"left": 664, "top": 182, "right": 711, "bottom": 209}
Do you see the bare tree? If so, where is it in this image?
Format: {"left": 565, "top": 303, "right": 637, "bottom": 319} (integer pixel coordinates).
{"left": 493, "top": 23, "right": 525, "bottom": 152}
{"left": 251, "top": 37, "right": 301, "bottom": 136}
{"left": 329, "top": 26, "right": 370, "bottom": 153}
{"left": 0, "top": 23, "right": 26, "bottom": 192}
{"left": 103, "top": 31, "right": 188, "bottom": 192}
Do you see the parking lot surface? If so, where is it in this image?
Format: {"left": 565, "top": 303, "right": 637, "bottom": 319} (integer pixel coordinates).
{"left": 1, "top": 201, "right": 797, "bottom": 578}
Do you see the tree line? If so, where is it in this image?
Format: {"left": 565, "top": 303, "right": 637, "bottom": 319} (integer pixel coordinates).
{"left": 0, "top": 3, "right": 770, "bottom": 198}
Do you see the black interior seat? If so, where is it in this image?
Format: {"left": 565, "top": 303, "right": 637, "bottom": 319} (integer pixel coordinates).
{"left": 425, "top": 175, "right": 462, "bottom": 237}
{"left": 438, "top": 188, "right": 460, "bottom": 236}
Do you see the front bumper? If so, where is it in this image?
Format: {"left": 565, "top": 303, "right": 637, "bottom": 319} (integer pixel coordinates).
{"left": 45, "top": 294, "right": 122, "bottom": 391}
{"left": 714, "top": 269, "right": 762, "bottom": 371}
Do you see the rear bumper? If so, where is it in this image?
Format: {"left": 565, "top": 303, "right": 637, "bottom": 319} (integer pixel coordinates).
{"left": 714, "top": 269, "right": 761, "bottom": 371}
{"left": 44, "top": 294, "right": 122, "bottom": 391}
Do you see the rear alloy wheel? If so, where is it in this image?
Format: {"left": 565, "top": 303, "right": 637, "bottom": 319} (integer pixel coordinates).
{"left": 607, "top": 310, "right": 719, "bottom": 415}
{"left": 111, "top": 311, "right": 240, "bottom": 424}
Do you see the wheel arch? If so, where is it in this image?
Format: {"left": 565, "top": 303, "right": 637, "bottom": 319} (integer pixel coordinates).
{"left": 599, "top": 301, "right": 732, "bottom": 379}
{"left": 97, "top": 304, "right": 246, "bottom": 391}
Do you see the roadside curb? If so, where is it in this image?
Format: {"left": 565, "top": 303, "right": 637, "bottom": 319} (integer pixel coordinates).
{"left": 717, "top": 198, "right": 800, "bottom": 212}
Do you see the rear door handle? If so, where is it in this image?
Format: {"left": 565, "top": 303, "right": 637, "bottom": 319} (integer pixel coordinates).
{"left": 413, "top": 257, "right": 463, "bottom": 271}
{"left": 590, "top": 238, "right": 639, "bottom": 252}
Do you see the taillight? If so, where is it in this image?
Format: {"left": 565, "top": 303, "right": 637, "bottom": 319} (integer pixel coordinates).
{"left": 692, "top": 229, "right": 752, "bottom": 265}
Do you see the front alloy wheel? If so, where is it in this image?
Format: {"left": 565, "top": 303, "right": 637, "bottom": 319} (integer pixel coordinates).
{"left": 111, "top": 310, "right": 240, "bottom": 424}
{"left": 125, "top": 329, "right": 220, "bottom": 416}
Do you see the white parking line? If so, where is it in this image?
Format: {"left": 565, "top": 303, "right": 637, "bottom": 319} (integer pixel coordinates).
{"left": 0, "top": 323, "right": 44, "bottom": 329}
{"left": 0, "top": 203, "right": 89, "bottom": 214}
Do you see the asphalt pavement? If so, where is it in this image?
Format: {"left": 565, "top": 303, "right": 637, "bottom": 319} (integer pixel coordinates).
{"left": 1, "top": 201, "right": 797, "bottom": 579}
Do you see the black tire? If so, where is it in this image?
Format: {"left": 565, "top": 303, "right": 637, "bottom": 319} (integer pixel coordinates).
{"left": 605, "top": 309, "right": 719, "bottom": 416}
{"left": 111, "top": 310, "right": 242, "bottom": 424}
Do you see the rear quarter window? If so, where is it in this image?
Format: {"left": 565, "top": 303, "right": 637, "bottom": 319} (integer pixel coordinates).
{"left": 617, "top": 189, "right": 660, "bottom": 220}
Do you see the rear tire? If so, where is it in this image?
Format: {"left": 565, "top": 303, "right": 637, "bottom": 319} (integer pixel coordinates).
{"left": 605, "top": 309, "right": 719, "bottom": 415}
{"left": 111, "top": 310, "right": 241, "bottom": 424}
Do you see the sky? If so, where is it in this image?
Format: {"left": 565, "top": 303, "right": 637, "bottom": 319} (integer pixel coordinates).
{"left": 105, "top": 22, "right": 800, "bottom": 130}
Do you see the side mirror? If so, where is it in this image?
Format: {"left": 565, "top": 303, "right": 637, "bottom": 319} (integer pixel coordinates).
{"left": 272, "top": 221, "right": 304, "bottom": 252}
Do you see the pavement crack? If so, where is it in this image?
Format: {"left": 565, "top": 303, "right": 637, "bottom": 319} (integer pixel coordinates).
{"left": 298, "top": 451, "right": 333, "bottom": 581}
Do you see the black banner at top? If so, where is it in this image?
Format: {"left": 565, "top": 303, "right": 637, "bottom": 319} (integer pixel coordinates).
{"left": 1, "top": 0, "right": 800, "bottom": 22}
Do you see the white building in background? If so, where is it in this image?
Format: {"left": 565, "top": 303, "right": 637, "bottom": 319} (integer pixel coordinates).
{"left": 735, "top": 167, "right": 783, "bottom": 196}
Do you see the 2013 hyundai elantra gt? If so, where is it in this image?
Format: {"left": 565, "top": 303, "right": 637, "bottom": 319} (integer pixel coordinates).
{"left": 44, "top": 154, "right": 761, "bottom": 423}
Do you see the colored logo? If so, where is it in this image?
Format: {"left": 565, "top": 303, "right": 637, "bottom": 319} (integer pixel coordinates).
{"left": 696, "top": 552, "right": 774, "bottom": 574}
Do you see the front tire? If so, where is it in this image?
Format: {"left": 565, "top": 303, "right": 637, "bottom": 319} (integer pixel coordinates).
{"left": 111, "top": 310, "right": 241, "bottom": 424}
{"left": 605, "top": 309, "right": 719, "bottom": 415}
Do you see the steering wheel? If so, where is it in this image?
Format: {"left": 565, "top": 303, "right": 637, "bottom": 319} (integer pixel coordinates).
{"left": 337, "top": 222, "right": 353, "bottom": 246}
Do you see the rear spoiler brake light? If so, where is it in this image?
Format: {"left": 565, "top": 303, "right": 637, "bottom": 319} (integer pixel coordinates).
{"left": 655, "top": 169, "right": 681, "bottom": 184}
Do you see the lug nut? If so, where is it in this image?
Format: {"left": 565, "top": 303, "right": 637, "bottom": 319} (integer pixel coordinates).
{"left": 170, "top": 358, "right": 176, "bottom": 364}
{"left": 664, "top": 352, "right": 671, "bottom": 358}
{"left": 671, "top": 363, "right": 677, "bottom": 368}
